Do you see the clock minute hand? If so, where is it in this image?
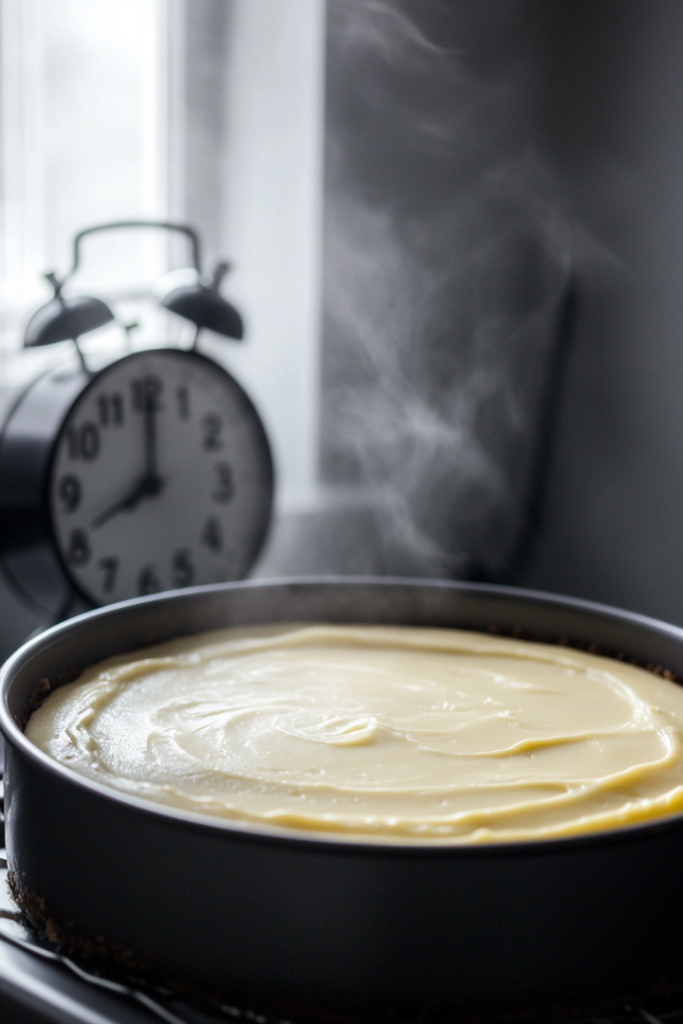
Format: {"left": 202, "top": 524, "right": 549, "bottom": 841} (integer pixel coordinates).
{"left": 144, "top": 383, "right": 159, "bottom": 479}
{"left": 92, "top": 381, "right": 167, "bottom": 529}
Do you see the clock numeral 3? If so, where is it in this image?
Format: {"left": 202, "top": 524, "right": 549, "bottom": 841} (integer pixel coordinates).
{"left": 66, "top": 529, "right": 91, "bottom": 566}
{"left": 172, "top": 549, "right": 195, "bottom": 588}
{"left": 201, "top": 516, "right": 223, "bottom": 552}
{"left": 138, "top": 565, "right": 161, "bottom": 596}
{"left": 212, "top": 462, "right": 235, "bottom": 504}
{"left": 98, "top": 557, "right": 119, "bottom": 593}
{"left": 201, "top": 413, "right": 223, "bottom": 451}
{"left": 65, "top": 422, "right": 100, "bottom": 461}
{"left": 58, "top": 474, "right": 81, "bottom": 513}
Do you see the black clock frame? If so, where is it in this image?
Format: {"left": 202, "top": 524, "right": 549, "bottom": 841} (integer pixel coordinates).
{"left": 0, "top": 349, "right": 274, "bottom": 616}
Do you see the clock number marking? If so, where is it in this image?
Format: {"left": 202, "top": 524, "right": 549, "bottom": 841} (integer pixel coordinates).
{"left": 58, "top": 474, "right": 81, "bottom": 513}
{"left": 212, "top": 462, "right": 235, "bottom": 504}
{"left": 172, "top": 549, "right": 195, "bottom": 588}
{"left": 138, "top": 565, "right": 161, "bottom": 596}
{"left": 66, "top": 529, "right": 91, "bottom": 566}
{"left": 80, "top": 422, "right": 100, "bottom": 460}
{"left": 132, "top": 376, "right": 163, "bottom": 413}
{"left": 201, "top": 413, "right": 223, "bottom": 451}
{"left": 176, "top": 386, "right": 190, "bottom": 420}
{"left": 98, "top": 557, "right": 119, "bottom": 593}
{"left": 65, "top": 423, "right": 100, "bottom": 461}
{"left": 201, "top": 516, "right": 223, "bottom": 552}
{"left": 98, "top": 394, "right": 124, "bottom": 427}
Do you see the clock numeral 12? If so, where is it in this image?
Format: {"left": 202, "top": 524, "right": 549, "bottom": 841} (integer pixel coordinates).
{"left": 132, "top": 376, "right": 163, "bottom": 413}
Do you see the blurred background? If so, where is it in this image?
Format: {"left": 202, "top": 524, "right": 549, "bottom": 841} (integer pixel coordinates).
{"left": 2, "top": 0, "right": 683, "bottom": 658}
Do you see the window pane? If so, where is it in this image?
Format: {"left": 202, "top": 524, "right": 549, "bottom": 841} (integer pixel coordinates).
{"left": 0, "top": 0, "right": 169, "bottom": 370}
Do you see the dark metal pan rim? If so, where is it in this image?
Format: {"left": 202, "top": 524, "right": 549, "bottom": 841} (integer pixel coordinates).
{"left": 4, "top": 572, "right": 683, "bottom": 647}
{"left": 3, "top": 575, "right": 683, "bottom": 859}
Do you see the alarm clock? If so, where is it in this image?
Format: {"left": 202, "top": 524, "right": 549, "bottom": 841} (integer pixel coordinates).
{"left": 0, "top": 220, "right": 274, "bottom": 616}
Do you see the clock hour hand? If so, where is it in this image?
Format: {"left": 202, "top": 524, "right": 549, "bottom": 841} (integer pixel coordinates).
{"left": 91, "top": 474, "right": 164, "bottom": 529}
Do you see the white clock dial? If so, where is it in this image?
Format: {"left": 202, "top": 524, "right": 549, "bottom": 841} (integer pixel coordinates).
{"left": 48, "top": 349, "right": 273, "bottom": 606}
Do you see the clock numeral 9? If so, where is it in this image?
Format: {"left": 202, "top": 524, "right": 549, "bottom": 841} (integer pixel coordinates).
{"left": 66, "top": 529, "right": 91, "bottom": 566}
{"left": 201, "top": 516, "right": 223, "bottom": 552}
{"left": 201, "top": 413, "right": 223, "bottom": 451}
{"left": 172, "top": 549, "right": 195, "bottom": 588}
{"left": 58, "top": 474, "right": 81, "bottom": 513}
{"left": 65, "top": 422, "right": 100, "bottom": 461}
{"left": 138, "top": 565, "right": 161, "bottom": 596}
{"left": 98, "top": 557, "right": 119, "bottom": 593}
{"left": 212, "top": 462, "right": 235, "bottom": 504}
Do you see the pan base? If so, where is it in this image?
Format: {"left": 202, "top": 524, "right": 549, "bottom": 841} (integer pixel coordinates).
{"left": 8, "top": 870, "right": 683, "bottom": 1024}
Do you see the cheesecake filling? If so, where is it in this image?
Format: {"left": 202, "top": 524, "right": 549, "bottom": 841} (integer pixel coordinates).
{"left": 25, "top": 624, "right": 683, "bottom": 843}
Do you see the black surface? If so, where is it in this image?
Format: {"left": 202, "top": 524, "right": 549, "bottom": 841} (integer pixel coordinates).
{"left": 0, "top": 939, "right": 157, "bottom": 1024}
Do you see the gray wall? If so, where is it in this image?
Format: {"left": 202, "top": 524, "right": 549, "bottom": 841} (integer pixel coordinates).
{"left": 318, "top": 0, "right": 683, "bottom": 626}
{"left": 318, "top": 0, "right": 569, "bottom": 581}
{"left": 527, "top": 1, "right": 683, "bottom": 623}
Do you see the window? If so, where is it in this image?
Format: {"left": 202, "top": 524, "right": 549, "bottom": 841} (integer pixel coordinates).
{"left": 0, "top": 0, "right": 325, "bottom": 511}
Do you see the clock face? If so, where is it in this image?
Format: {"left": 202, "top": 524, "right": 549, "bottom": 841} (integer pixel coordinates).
{"left": 48, "top": 349, "right": 273, "bottom": 606}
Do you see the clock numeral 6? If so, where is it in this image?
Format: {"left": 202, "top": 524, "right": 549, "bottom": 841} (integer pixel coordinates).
{"left": 212, "top": 462, "right": 235, "bottom": 504}
{"left": 201, "top": 516, "right": 223, "bottom": 552}
{"left": 58, "top": 474, "right": 82, "bottom": 513}
{"left": 98, "top": 557, "right": 119, "bottom": 593}
{"left": 66, "top": 529, "right": 91, "bottom": 566}
{"left": 65, "top": 422, "right": 100, "bottom": 461}
{"left": 138, "top": 565, "right": 161, "bottom": 596}
{"left": 172, "top": 549, "right": 195, "bottom": 588}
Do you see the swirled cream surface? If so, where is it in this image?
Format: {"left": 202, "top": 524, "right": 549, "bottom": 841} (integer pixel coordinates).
{"left": 25, "top": 624, "right": 683, "bottom": 843}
